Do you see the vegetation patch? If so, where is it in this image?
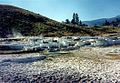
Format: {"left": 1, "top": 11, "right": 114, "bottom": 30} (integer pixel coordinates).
{"left": 106, "top": 53, "right": 120, "bottom": 60}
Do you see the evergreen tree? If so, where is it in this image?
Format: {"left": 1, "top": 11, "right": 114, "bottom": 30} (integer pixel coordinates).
{"left": 65, "top": 19, "right": 70, "bottom": 24}
{"left": 76, "top": 13, "right": 79, "bottom": 25}
{"left": 79, "top": 20, "right": 82, "bottom": 26}
{"left": 82, "top": 24, "right": 88, "bottom": 26}
{"left": 116, "top": 18, "right": 120, "bottom": 26}
{"left": 94, "top": 24, "right": 99, "bottom": 27}
{"left": 103, "top": 20, "right": 110, "bottom": 26}
{"left": 71, "top": 13, "right": 76, "bottom": 24}
{"left": 111, "top": 20, "right": 118, "bottom": 27}
{"left": 70, "top": 13, "right": 83, "bottom": 26}
{"left": 116, "top": 18, "right": 120, "bottom": 23}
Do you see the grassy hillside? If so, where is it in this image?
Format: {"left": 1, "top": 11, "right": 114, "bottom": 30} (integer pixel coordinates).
{"left": 0, "top": 5, "right": 119, "bottom": 37}
{"left": 0, "top": 4, "right": 52, "bottom": 37}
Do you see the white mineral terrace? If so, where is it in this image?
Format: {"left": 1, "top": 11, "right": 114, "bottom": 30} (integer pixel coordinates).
{"left": 0, "top": 36, "right": 120, "bottom": 52}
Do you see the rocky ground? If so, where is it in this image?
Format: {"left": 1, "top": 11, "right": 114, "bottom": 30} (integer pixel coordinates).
{"left": 0, "top": 46, "right": 120, "bottom": 83}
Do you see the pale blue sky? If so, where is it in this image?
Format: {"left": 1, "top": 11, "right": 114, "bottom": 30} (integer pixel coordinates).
{"left": 0, "top": 0, "right": 120, "bottom": 22}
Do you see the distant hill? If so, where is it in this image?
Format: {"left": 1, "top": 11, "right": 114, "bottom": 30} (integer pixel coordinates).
{"left": 83, "top": 15, "right": 120, "bottom": 26}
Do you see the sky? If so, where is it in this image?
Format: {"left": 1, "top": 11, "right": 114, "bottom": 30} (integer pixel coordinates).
{"left": 0, "top": 0, "right": 120, "bottom": 22}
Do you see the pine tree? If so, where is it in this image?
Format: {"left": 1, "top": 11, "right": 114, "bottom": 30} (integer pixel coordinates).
{"left": 76, "top": 13, "right": 79, "bottom": 25}
{"left": 79, "top": 20, "right": 82, "bottom": 26}
{"left": 104, "top": 20, "right": 110, "bottom": 26}
{"left": 116, "top": 18, "right": 120, "bottom": 23}
{"left": 71, "top": 13, "right": 76, "bottom": 24}
{"left": 65, "top": 19, "right": 70, "bottom": 24}
{"left": 70, "top": 13, "right": 83, "bottom": 26}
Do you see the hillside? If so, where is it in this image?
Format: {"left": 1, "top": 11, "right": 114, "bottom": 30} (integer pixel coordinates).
{"left": 0, "top": 4, "right": 53, "bottom": 37}
{"left": 0, "top": 4, "right": 119, "bottom": 38}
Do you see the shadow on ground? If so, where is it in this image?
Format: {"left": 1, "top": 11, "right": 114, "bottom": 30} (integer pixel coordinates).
{"left": 1, "top": 55, "right": 47, "bottom": 64}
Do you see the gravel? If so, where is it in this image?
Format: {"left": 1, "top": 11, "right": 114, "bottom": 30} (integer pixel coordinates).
{"left": 0, "top": 47, "right": 120, "bottom": 83}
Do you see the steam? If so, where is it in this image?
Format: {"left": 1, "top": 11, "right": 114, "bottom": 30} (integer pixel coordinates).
{"left": 12, "top": 28, "right": 23, "bottom": 38}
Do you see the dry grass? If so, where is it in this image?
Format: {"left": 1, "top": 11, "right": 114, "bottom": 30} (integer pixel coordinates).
{"left": 106, "top": 53, "right": 120, "bottom": 60}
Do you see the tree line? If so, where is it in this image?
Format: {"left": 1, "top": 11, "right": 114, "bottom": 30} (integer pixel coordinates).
{"left": 64, "top": 13, "right": 87, "bottom": 26}
{"left": 103, "top": 18, "right": 120, "bottom": 27}
{"left": 65, "top": 13, "right": 120, "bottom": 27}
